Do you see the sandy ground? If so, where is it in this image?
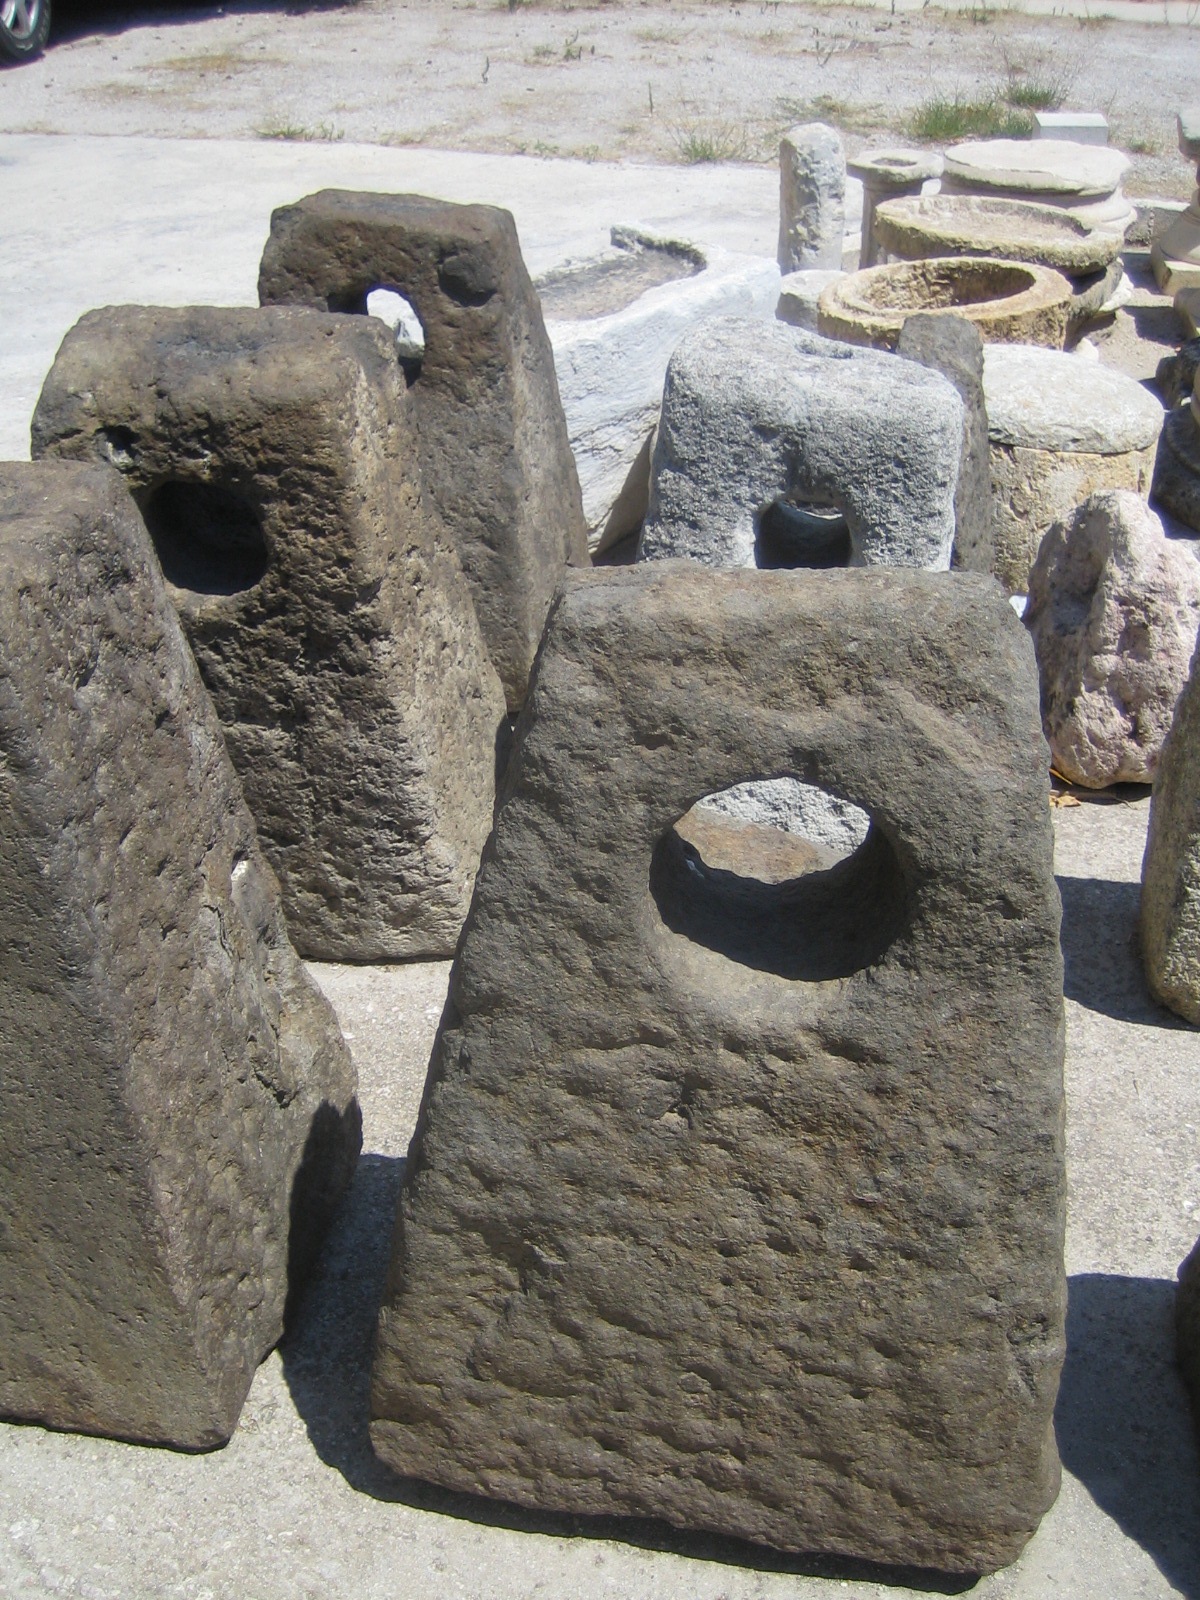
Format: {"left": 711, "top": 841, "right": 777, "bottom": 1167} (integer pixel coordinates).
{"left": 1, "top": 0, "right": 1197, "bottom": 196}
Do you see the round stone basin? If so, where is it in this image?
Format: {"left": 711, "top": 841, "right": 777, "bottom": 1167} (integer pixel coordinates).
{"left": 873, "top": 194, "right": 1122, "bottom": 278}
{"left": 817, "top": 255, "right": 1072, "bottom": 351}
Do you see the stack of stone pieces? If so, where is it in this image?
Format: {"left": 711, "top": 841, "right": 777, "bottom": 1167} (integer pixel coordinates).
{"left": 940, "top": 137, "right": 1135, "bottom": 237}
{"left": 2, "top": 190, "right": 591, "bottom": 1451}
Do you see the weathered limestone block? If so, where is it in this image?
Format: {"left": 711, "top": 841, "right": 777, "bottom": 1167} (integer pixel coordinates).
{"left": 32, "top": 305, "right": 505, "bottom": 963}
{"left": 257, "top": 189, "right": 589, "bottom": 709}
{"left": 778, "top": 123, "right": 846, "bottom": 273}
{"left": 1025, "top": 492, "right": 1200, "bottom": 787}
{"left": 983, "top": 344, "right": 1163, "bottom": 593}
{"left": 638, "top": 317, "right": 961, "bottom": 570}
{"left": 0, "top": 461, "right": 360, "bottom": 1449}
{"left": 1141, "top": 637, "right": 1200, "bottom": 1022}
{"left": 371, "top": 563, "right": 1067, "bottom": 1575}
{"left": 897, "top": 311, "right": 992, "bottom": 573}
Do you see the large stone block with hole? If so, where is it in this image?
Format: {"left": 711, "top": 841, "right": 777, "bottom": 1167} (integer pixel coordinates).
{"left": 638, "top": 317, "right": 962, "bottom": 570}
{"left": 257, "top": 189, "right": 589, "bottom": 709}
{"left": 370, "top": 563, "right": 1066, "bottom": 1575}
{"left": 0, "top": 460, "right": 360, "bottom": 1449}
{"left": 32, "top": 304, "right": 505, "bottom": 962}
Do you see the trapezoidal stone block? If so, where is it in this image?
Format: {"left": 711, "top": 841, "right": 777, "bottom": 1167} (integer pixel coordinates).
{"left": 638, "top": 316, "right": 962, "bottom": 570}
{"left": 0, "top": 460, "right": 360, "bottom": 1449}
{"left": 32, "top": 305, "right": 506, "bottom": 963}
{"left": 257, "top": 189, "right": 590, "bottom": 710}
{"left": 370, "top": 563, "right": 1067, "bottom": 1575}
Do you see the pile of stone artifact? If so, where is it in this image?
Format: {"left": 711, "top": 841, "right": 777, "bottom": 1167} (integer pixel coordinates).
{"left": 8, "top": 114, "right": 1200, "bottom": 1575}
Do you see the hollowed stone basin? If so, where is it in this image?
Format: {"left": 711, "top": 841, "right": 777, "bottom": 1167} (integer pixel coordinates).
{"left": 817, "top": 255, "right": 1072, "bottom": 351}
{"left": 873, "top": 194, "right": 1122, "bottom": 278}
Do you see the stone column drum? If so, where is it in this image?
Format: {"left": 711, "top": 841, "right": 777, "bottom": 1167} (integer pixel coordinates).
{"left": 777, "top": 122, "right": 846, "bottom": 273}
{"left": 32, "top": 305, "right": 506, "bottom": 963}
{"left": 257, "top": 189, "right": 590, "bottom": 711}
{"left": 0, "top": 461, "right": 359, "bottom": 1449}
{"left": 370, "top": 563, "right": 1067, "bottom": 1575}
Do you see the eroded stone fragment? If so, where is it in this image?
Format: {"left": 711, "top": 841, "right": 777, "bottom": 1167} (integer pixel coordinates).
{"left": 639, "top": 316, "right": 961, "bottom": 570}
{"left": 257, "top": 189, "right": 589, "bottom": 708}
{"left": 371, "top": 563, "right": 1066, "bottom": 1575}
{"left": 1141, "top": 636, "right": 1200, "bottom": 1022}
{"left": 778, "top": 123, "right": 846, "bottom": 272}
{"left": 897, "top": 311, "right": 992, "bottom": 573}
{"left": 1025, "top": 491, "right": 1200, "bottom": 787}
{"left": 32, "top": 305, "right": 505, "bottom": 962}
{"left": 0, "top": 461, "right": 359, "bottom": 1449}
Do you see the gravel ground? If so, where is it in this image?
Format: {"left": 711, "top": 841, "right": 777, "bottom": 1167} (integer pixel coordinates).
{"left": 2, "top": 0, "right": 1197, "bottom": 195}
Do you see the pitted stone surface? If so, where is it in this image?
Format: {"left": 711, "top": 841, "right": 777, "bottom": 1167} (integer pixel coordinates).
{"left": 777, "top": 123, "right": 846, "bottom": 273}
{"left": 897, "top": 311, "right": 992, "bottom": 574}
{"left": 874, "top": 194, "right": 1122, "bottom": 278}
{"left": 1153, "top": 402, "right": 1200, "bottom": 534}
{"left": 638, "top": 317, "right": 961, "bottom": 570}
{"left": 369, "top": 562, "right": 1066, "bottom": 1576}
{"left": 257, "top": 188, "right": 589, "bottom": 710}
{"left": 1141, "top": 635, "right": 1200, "bottom": 1022}
{"left": 1025, "top": 492, "right": 1200, "bottom": 788}
{"left": 32, "top": 305, "right": 506, "bottom": 962}
{"left": 0, "top": 461, "right": 359, "bottom": 1450}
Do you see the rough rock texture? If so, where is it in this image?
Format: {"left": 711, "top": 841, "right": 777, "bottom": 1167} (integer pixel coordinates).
{"left": 370, "top": 562, "right": 1067, "bottom": 1576}
{"left": 0, "top": 461, "right": 360, "bottom": 1450}
{"left": 776, "top": 268, "right": 845, "bottom": 331}
{"left": 818, "top": 257, "right": 1072, "bottom": 352}
{"left": 984, "top": 344, "right": 1163, "bottom": 592}
{"left": 257, "top": 189, "right": 589, "bottom": 709}
{"left": 1155, "top": 337, "right": 1200, "bottom": 410}
{"left": 32, "top": 305, "right": 506, "bottom": 963}
{"left": 1154, "top": 399, "right": 1200, "bottom": 534}
{"left": 777, "top": 123, "right": 846, "bottom": 273}
{"left": 897, "top": 312, "right": 992, "bottom": 574}
{"left": 638, "top": 317, "right": 962, "bottom": 570}
{"left": 1140, "top": 635, "right": 1200, "bottom": 1022}
{"left": 540, "top": 229, "right": 780, "bottom": 555}
{"left": 1024, "top": 492, "right": 1200, "bottom": 787}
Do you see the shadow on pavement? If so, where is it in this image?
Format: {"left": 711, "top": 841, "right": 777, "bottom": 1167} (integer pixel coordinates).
{"left": 50, "top": 0, "right": 357, "bottom": 49}
{"left": 1057, "top": 872, "right": 1192, "bottom": 1028}
{"left": 280, "top": 1150, "right": 975, "bottom": 1593}
{"left": 1057, "top": 1272, "right": 1200, "bottom": 1600}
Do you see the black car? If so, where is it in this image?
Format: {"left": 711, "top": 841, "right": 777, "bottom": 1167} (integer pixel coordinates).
{"left": 1, "top": 0, "right": 51, "bottom": 61}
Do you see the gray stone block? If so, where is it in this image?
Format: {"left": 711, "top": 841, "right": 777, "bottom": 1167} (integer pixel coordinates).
{"left": 897, "top": 311, "right": 993, "bottom": 575}
{"left": 1141, "top": 634, "right": 1200, "bottom": 1022}
{"left": 32, "top": 305, "right": 506, "bottom": 963}
{"left": 0, "top": 460, "right": 359, "bottom": 1449}
{"left": 370, "top": 562, "right": 1066, "bottom": 1575}
{"left": 778, "top": 123, "right": 846, "bottom": 273}
{"left": 638, "top": 317, "right": 962, "bottom": 570}
{"left": 257, "top": 189, "right": 590, "bottom": 710}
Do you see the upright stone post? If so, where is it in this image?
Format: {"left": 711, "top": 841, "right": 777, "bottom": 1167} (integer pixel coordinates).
{"left": 0, "top": 461, "right": 359, "bottom": 1449}
{"left": 258, "top": 189, "right": 590, "bottom": 710}
{"left": 33, "top": 305, "right": 506, "bottom": 962}
{"left": 370, "top": 562, "right": 1066, "bottom": 1575}
{"left": 778, "top": 123, "right": 846, "bottom": 273}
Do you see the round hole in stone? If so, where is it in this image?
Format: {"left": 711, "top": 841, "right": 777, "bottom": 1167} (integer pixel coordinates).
{"left": 366, "top": 287, "right": 426, "bottom": 382}
{"left": 755, "top": 496, "right": 852, "bottom": 569}
{"left": 142, "top": 480, "right": 268, "bottom": 595}
{"left": 650, "top": 777, "right": 906, "bottom": 981}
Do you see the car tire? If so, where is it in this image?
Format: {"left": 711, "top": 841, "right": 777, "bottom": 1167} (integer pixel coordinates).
{"left": 0, "top": 0, "right": 51, "bottom": 63}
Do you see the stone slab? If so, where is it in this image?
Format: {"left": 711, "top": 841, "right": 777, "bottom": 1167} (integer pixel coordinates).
{"left": 257, "top": 188, "right": 590, "bottom": 711}
{"left": 1034, "top": 112, "right": 1109, "bottom": 146}
{"left": 0, "top": 460, "right": 360, "bottom": 1449}
{"left": 370, "top": 561, "right": 1066, "bottom": 1576}
{"left": 983, "top": 344, "right": 1163, "bottom": 455}
{"left": 942, "top": 140, "right": 1131, "bottom": 200}
{"left": 31, "top": 304, "right": 506, "bottom": 963}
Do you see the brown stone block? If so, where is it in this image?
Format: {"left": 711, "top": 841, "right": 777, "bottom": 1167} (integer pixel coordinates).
{"left": 0, "top": 461, "right": 359, "bottom": 1449}
{"left": 258, "top": 190, "right": 590, "bottom": 710}
{"left": 370, "top": 563, "right": 1067, "bottom": 1575}
{"left": 32, "top": 305, "right": 505, "bottom": 961}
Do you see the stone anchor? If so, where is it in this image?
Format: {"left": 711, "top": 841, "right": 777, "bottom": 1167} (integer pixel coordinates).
{"left": 370, "top": 562, "right": 1067, "bottom": 1576}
